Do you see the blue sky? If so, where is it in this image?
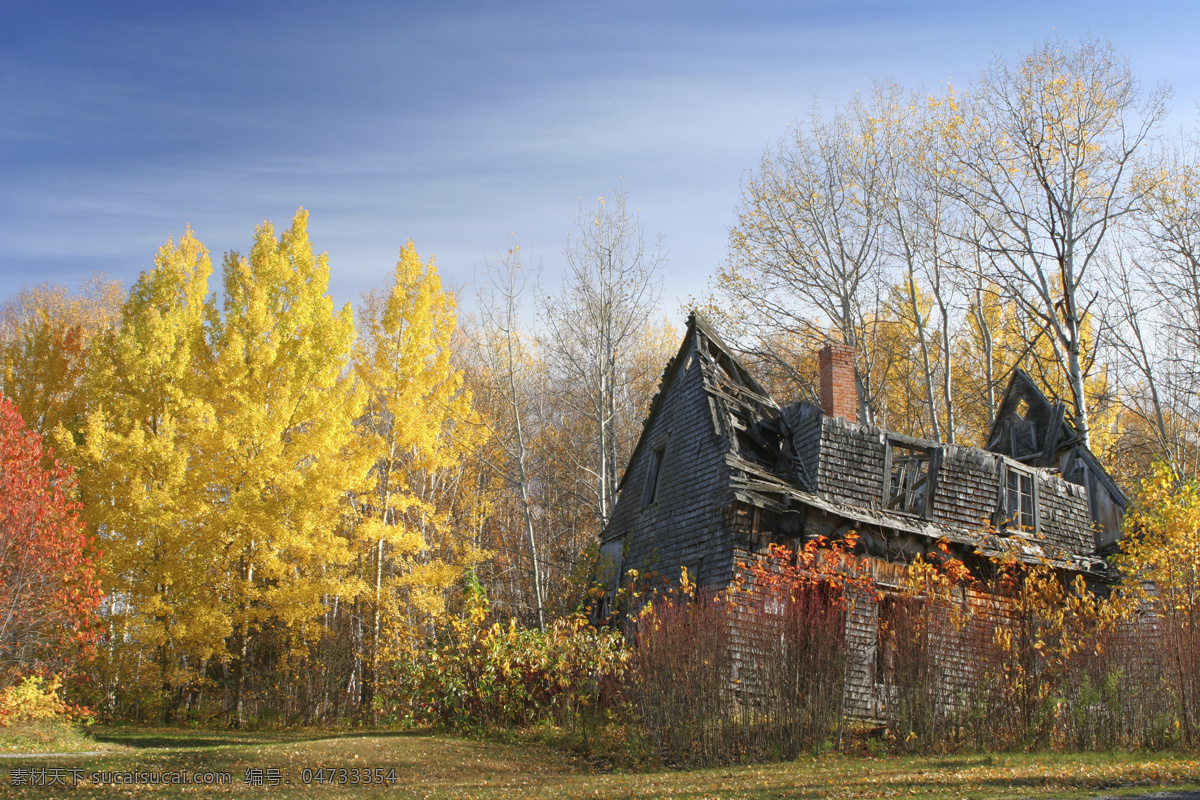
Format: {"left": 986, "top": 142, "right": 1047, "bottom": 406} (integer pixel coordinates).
{"left": 4, "top": 1, "right": 1199, "bottom": 317}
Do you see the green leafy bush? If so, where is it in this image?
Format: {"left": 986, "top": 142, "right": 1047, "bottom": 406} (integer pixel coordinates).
{"left": 388, "top": 611, "right": 628, "bottom": 730}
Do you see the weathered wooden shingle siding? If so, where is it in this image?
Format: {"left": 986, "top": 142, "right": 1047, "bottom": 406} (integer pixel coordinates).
{"left": 844, "top": 581, "right": 881, "bottom": 719}
{"left": 724, "top": 516, "right": 768, "bottom": 691}
{"left": 816, "top": 418, "right": 887, "bottom": 507}
{"left": 782, "top": 402, "right": 823, "bottom": 492}
{"left": 602, "top": 314, "right": 1118, "bottom": 725}
{"left": 851, "top": 557, "right": 1027, "bottom": 721}
{"left": 1036, "top": 473, "right": 1092, "bottom": 553}
{"left": 606, "top": 335, "right": 736, "bottom": 589}
{"left": 799, "top": 418, "right": 1094, "bottom": 552}
{"left": 931, "top": 447, "right": 1003, "bottom": 529}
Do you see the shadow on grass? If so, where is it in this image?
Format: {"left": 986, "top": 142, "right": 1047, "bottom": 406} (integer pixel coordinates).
{"left": 833, "top": 774, "right": 1200, "bottom": 798}
{"left": 89, "top": 727, "right": 429, "bottom": 750}
{"left": 927, "top": 758, "right": 998, "bottom": 769}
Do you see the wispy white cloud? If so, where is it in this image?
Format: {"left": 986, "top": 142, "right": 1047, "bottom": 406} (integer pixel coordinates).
{"left": 3, "top": 0, "right": 1200, "bottom": 317}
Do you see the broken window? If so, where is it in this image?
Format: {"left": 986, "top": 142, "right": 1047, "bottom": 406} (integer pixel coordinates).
{"left": 1001, "top": 463, "right": 1037, "bottom": 532}
{"left": 643, "top": 444, "right": 666, "bottom": 506}
{"left": 1006, "top": 397, "right": 1041, "bottom": 459}
{"left": 883, "top": 439, "right": 938, "bottom": 516}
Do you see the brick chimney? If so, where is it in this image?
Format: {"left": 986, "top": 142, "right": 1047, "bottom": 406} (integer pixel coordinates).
{"left": 818, "top": 342, "right": 858, "bottom": 423}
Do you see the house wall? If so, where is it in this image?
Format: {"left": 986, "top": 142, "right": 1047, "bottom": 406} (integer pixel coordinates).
{"left": 815, "top": 417, "right": 887, "bottom": 507}
{"left": 1036, "top": 473, "right": 1093, "bottom": 553}
{"left": 605, "top": 334, "right": 737, "bottom": 590}
{"left": 729, "top": 543, "right": 1128, "bottom": 724}
{"left": 1057, "top": 449, "right": 1126, "bottom": 551}
{"left": 844, "top": 580, "right": 881, "bottom": 719}
{"left": 931, "top": 447, "right": 1003, "bottom": 528}
{"left": 603, "top": 318, "right": 1108, "bottom": 726}
{"left": 781, "top": 402, "right": 822, "bottom": 492}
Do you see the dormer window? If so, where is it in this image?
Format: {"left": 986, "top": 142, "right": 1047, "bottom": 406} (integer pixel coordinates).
{"left": 883, "top": 437, "right": 939, "bottom": 516}
{"left": 1001, "top": 462, "right": 1038, "bottom": 532}
{"left": 643, "top": 444, "right": 666, "bottom": 506}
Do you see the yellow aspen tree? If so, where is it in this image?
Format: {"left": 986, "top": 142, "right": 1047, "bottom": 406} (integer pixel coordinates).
{"left": 883, "top": 85, "right": 966, "bottom": 444}
{"left": 720, "top": 89, "right": 893, "bottom": 425}
{"left": 871, "top": 302, "right": 934, "bottom": 439}
{"left": 953, "top": 282, "right": 1025, "bottom": 445}
{"left": 0, "top": 277, "right": 123, "bottom": 440}
{"left": 953, "top": 282, "right": 1069, "bottom": 446}
{"left": 61, "top": 231, "right": 219, "bottom": 719}
{"left": 1106, "top": 152, "right": 1200, "bottom": 481}
{"left": 354, "top": 241, "right": 483, "bottom": 717}
{"left": 205, "top": 210, "right": 370, "bottom": 727}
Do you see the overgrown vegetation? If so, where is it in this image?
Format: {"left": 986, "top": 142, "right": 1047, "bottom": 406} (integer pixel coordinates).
{"left": 385, "top": 580, "right": 627, "bottom": 731}
{"left": 0, "top": 676, "right": 95, "bottom": 753}
{"left": 624, "top": 540, "right": 867, "bottom": 765}
{"left": 876, "top": 545, "right": 1174, "bottom": 754}
{"left": 369, "top": 514, "right": 1197, "bottom": 768}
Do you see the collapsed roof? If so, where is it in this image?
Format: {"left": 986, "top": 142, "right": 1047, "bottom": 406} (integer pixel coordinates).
{"left": 614, "top": 312, "right": 1123, "bottom": 578}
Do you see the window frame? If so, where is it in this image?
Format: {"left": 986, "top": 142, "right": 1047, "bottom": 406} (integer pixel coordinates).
{"left": 998, "top": 460, "right": 1039, "bottom": 534}
{"left": 1009, "top": 415, "right": 1039, "bottom": 459}
{"left": 881, "top": 435, "right": 941, "bottom": 518}
{"left": 642, "top": 443, "right": 667, "bottom": 507}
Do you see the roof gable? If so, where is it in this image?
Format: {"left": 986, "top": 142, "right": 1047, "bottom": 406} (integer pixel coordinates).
{"left": 985, "top": 369, "right": 1129, "bottom": 527}
{"left": 614, "top": 311, "right": 773, "bottom": 499}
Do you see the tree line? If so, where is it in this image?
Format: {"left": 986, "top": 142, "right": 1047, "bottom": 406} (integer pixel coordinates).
{"left": 0, "top": 191, "right": 673, "bottom": 723}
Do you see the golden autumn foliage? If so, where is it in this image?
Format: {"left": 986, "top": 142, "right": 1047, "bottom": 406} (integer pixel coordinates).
{"left": 206, "top": 211, "right": 371, "bottom": 724}
{"left": 356, "top": 241, "right": 484, "bottom": 625}
{"left": 1114, "top": 463, "right": 1200, "bottom": 741}
{"left": 1118, "top": 464, "right": 1200, "bottom": 614}
{"left": 32, "top": 210, "right": 490, "bottom": 723}
{"left": 353, "top": 241, "right": 487, "bottom": 713}
{"left": 873, "top": 540, "right": 1153, "bottom": 753}
{"left": 6, "top": 36, "right": 1199, "bottom": 741}
{"left": 0, "top": 276, "right": 123, "bottom": 440}
{"left": 714, "top": 39, "right": 1164, "bottom": 467}
{"left": 62, "top": 229, "right": 219, "bottom": 708}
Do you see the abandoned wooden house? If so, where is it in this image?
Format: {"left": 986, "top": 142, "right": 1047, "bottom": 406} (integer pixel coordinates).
{"left": 595, "top": 312, "right": 1129, "bottom": 719}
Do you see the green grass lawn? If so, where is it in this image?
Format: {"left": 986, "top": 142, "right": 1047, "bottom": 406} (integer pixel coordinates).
{"left": 0, "top": 726, "right": 1196, "bottom": 799}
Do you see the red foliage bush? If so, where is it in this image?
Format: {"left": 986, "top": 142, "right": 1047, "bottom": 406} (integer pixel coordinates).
{"left": 629, "top": 538, "right": 878, "bottom": 765}
{"left": 0, "top": 397, "right": 101, "bottom": 682}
